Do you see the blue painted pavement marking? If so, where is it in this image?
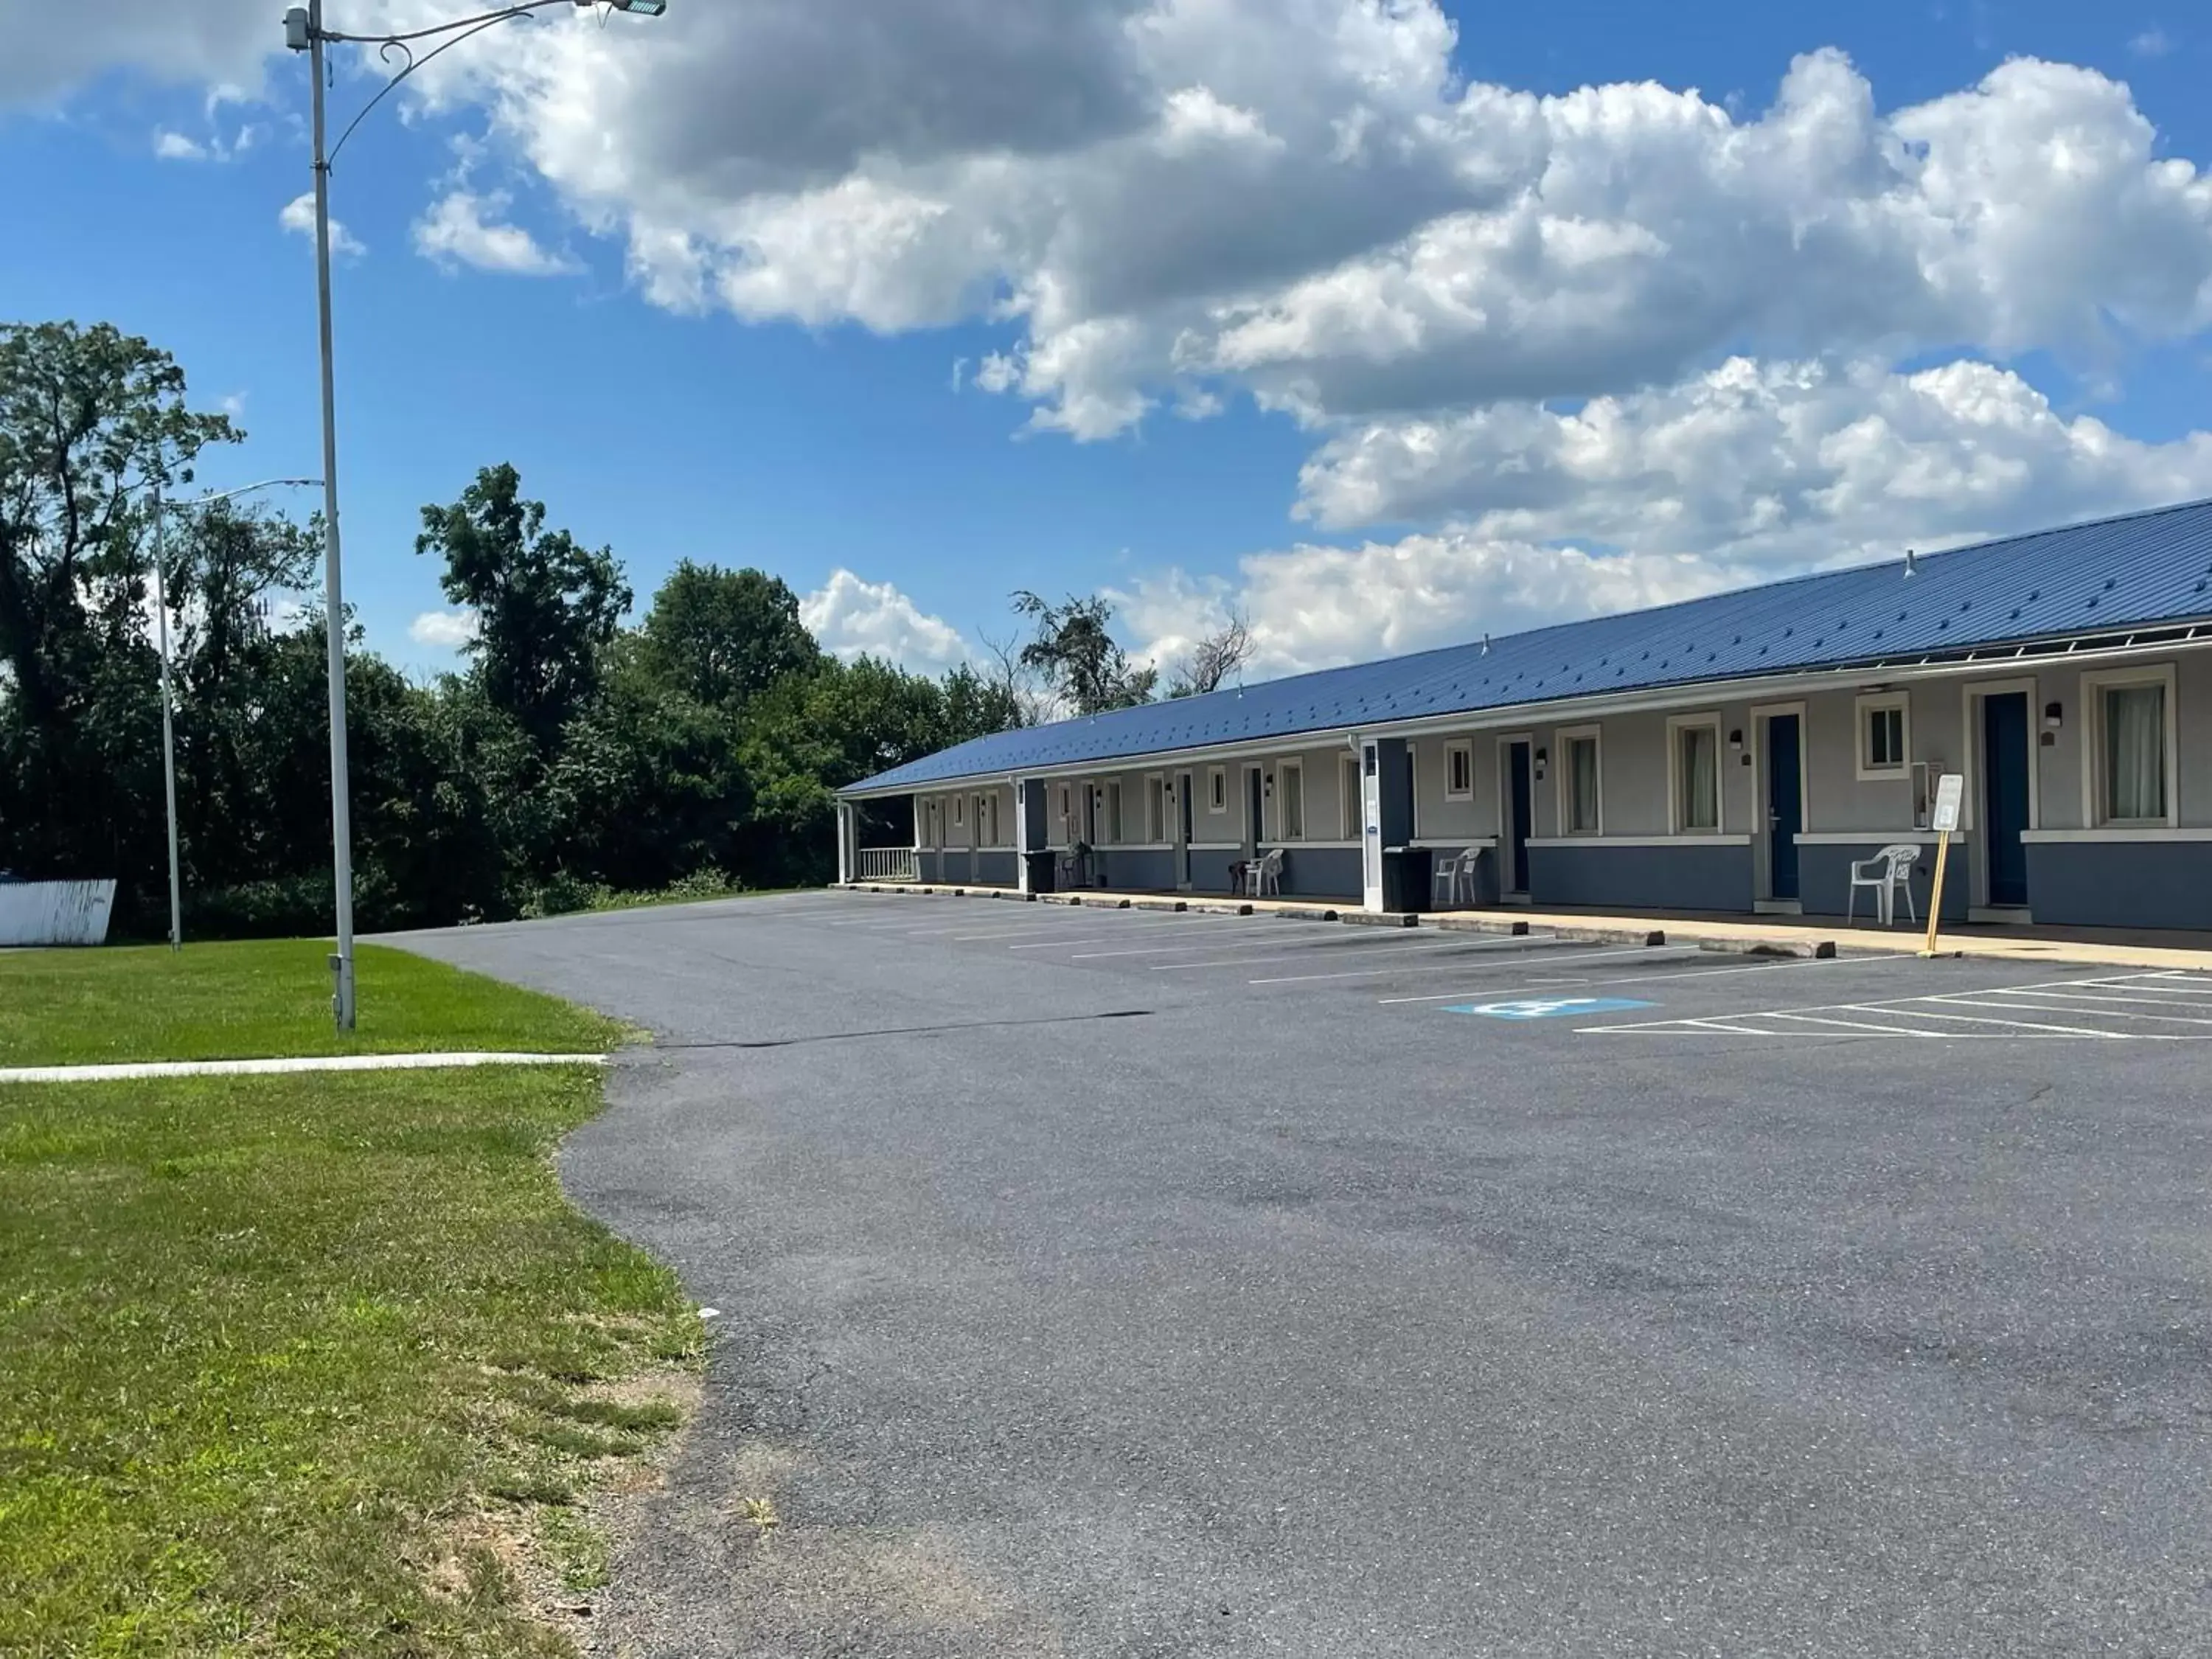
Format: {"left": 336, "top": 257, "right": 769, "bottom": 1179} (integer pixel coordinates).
{"left": 1447, "top": 997, "right": 1656, "bottom": 1020}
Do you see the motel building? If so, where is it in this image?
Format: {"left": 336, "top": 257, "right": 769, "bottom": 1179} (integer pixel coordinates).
{"left": 835, "top": 501, "right": 2212, "bottom": 933}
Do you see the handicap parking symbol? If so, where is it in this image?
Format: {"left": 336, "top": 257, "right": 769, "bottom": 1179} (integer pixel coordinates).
{"left": 1447, "top": 997, "right": 1655, "bottom": 1020}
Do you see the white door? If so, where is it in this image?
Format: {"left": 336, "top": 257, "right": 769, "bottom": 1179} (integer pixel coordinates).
{"left": 1360, "top": 741, "right": 1384, "bottom": 911}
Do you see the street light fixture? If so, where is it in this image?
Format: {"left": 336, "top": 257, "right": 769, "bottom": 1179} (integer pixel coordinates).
{"left": 148, "top": 479, "right": 324, "bottom": 955}
{"left": 282, "top": 0, "right": 667, "bottom": 1029}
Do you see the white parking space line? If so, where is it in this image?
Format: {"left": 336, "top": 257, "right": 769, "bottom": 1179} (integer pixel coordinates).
{"left": 1006, "top": 926, "right": 1228, "bottom": 950}
{"left": 1249, "top": 944, "right": 1675, "bottom": 987}
{"left": 1077, "top": 927, "right": 1480, "bottom": 962}
{"left": 1151, "top": 935, "right": 1562, "bottom": 975}
{"left": 1584, "top": 972, "right": 2212, "bottom": 1040}
{"left": 1374, "top": 954, "right": 1860, "bottom": 1006}
{"left": 1932, "top": 993, "right": 2212, "bottom": 1027}
{"left": 1963, "top": 984, "right": 2212, "bottom": 1012}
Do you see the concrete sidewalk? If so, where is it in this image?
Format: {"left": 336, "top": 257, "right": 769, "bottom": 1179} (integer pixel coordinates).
{"left": 844, "top": 880, "right": 2212, "bottom": 972}
{"left": 0, "top": 1051, "right": 608, "bottom": 1085}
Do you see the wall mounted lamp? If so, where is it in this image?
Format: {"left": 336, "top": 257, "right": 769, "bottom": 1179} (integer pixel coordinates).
{"left": 1534, "top": 746, "right": 1549, "bottom": 782}
{"left": 2043, "top": 702, "right": 2064, "bottom": 731}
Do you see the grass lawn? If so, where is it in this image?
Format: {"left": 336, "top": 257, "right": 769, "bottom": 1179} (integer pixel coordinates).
{"left": 0, "top": 953, "right": 699, "bottom": 1655}
{"left": 0, "top": 939, "right": 623, "bottom": 1067}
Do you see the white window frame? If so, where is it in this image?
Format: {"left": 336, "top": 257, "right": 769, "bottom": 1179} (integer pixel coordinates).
{"left": 1276, "top": 759, "right": 1307, "bottom": 841}
{"left": 1208, "top": 765, "right": 1227, "bottom": 814}
{"left": 1104, "top": 781, "right": 1124, "bottom": 844}
{"left": 1443, "top": 739, "right": 1475, "bottom": 801}
{"left": 1855, "top": 692, "right": 1912, "bottom": 782}
{"left": 1339, "top": 752, "right": 1362, "bottom": 841}
{"left": 2081, "top": 664, "right": 2180, "bottom": 830}
{"left": 1144, "top": 773, "right": 1167, "bottom": 844}
{"left": 1557, "top": 725, "right": 1604, "bottom": 837}
{"left": 952, "top": 795, "right": 964, "bottom": 829}
{"left": 1666, "top": 713, "right": 1724, "bottom": 835}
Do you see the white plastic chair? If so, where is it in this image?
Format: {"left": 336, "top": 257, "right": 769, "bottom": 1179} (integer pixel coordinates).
{"left": 1245, "top": 847, "right": 1284, "bottom": 897}
{"left": 1430, "top": 849, "right": 1473, "bottom": 910}
{"left": 1848, "top": 844, "right": 1921, "bottom": 927}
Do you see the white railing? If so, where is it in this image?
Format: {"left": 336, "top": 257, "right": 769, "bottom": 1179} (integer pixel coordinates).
{"left": 858, "top": 847, "right": 920, "bottom": 883}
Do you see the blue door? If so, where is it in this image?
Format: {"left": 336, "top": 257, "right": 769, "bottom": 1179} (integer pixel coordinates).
{"left": 1506, "top": 741, "right": 1533, "bottom": 894}
{"left": 1983, "top": 692, "right": 2031, "bottom": 907}
{"left": 1766, "top": 714, "right": 1802, "bottom": 901}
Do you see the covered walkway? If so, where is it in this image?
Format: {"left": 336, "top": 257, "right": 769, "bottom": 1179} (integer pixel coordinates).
{"left": 841, "top": 881, "right": 2212, "bottom": 973}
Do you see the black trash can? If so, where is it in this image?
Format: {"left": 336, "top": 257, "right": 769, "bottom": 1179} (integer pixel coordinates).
{"left": 1024, "top": 850, "right": 1057, "bottom": 894}
{"left": 1378, "top": 846, "right": 1413, "bottom": 914}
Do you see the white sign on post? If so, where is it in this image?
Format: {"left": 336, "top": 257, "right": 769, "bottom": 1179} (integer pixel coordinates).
{"left": 1931, "top": 773, "right": 1965, "bottom": 833}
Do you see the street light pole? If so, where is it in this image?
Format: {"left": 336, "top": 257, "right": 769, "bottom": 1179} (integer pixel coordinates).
{"left": 285, "top": 0, "right": 667, "bottom": 1032}
{"left": 305, "top": 0, "right": 358, "bottom": 1030}
{"left": 152, "top": 479, "right": 182, "bottom": 954}
{"left": 145, "top": 478, "right": 321, "bottom": 956}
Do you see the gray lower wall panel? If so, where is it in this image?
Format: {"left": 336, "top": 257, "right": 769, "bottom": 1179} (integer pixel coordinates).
{"left": 1277, "top": 846, "right": 1362, "bottom": 900}
{"left": 914, "top": 849, "right": 1016, "bottom": 886}
{"left": 1192, "top": 851, "right": 1245, "bottom": 894}
{"left": 1796, "top": 844, "right": 1967, "bottom": 925}
{"left": 1529, "top": 843, "right": 1752, "bottom": 913}
{"left": 1091, "top": 848, "right": 1176, "bottom": 893}
{"left": 2026, "top": 842, "right": 2212, "bottom": 929}
{"left": 1419, "top": 845, "right": 1501, "bottom": 909}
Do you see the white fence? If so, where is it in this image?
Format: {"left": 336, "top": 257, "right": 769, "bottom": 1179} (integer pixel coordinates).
{"left": 0, "top": 880, "right": 118, "bottom": 946}
{"left": 857, "top": 847, "right": 919, "bottom": 883}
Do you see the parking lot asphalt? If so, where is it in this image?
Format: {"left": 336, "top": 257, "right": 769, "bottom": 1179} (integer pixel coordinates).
{"left": 392, "top": 891, "right": 2212, "bottom": 1658}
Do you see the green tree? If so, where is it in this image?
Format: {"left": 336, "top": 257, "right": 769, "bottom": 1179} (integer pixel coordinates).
{"left": 550, "top": 640, "right": 751, "bottom": 893}
{"left": 415, "top": 464, "right": 630, "bottom": 749}
{"left": 1011, "top": 590, "right": 1156, "bottom": 715}
{"left": 638, "top": 561, "right": 821, "bottom": 708}
{"left": 0, "top": 321, "right": 237, "bottom": 896}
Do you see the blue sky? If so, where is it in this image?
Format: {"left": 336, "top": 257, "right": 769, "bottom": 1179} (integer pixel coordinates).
{"left": 4, "top": 0, "right": 2209, "bottom": 682}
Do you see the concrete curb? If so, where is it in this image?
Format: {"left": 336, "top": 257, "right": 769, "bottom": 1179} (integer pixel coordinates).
{"left": 1427, "top": 913, "right": 1841, "bottom": 959}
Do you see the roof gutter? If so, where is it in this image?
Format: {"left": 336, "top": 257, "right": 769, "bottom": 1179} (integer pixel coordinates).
{"left": 838, "top": 618, "right": 2212, "bottom": 800}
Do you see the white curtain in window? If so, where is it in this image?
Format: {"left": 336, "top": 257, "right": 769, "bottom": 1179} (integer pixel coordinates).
{"left": 2106, "top": 685, "right": 2167, "bottom": 821}
{"left": 1680, "top": 726, "right": 1718, "bottom": 830}
{"left": 1571, "top": 740, "right": 1599, "bottom": 832}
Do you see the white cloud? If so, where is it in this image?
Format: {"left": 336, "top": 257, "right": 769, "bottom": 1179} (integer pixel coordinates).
{"left": 412, "top": 189, "right": 580, "bottom": 276}
{"left": 2130, "top": 28, "right": 2174, "bottom": 58}
{"left": 408, "top": 608, "right": 479, "bottom": 650}
{"left": 1297, "top": 355, "right": 2212, "bottom": 563}
{"left": 0, "top": 0, "right": 273, "bottom": 106}
{"left": 1110, "top": 532, "right": 1725, "bottom": 680}
{"left": 799, "top": 570, "right": 970, "bottom": 674}
{"left": 29, "top": 1, "right": 2212, "bottom": 669}
{"left": 280, "top": 192, "right": 364, "bottom": 258}
{"left": 153, "top": 130, "right": 207, "bottom": 161}
{"left": 358, "top": 12, "right": 2212, "bottom": 444}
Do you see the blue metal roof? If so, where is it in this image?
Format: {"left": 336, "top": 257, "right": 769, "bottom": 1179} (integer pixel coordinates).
{"left": 848, "top": 497, "right": 2212, "bottom": 794}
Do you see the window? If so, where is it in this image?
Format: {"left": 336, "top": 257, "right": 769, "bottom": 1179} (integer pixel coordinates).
{"left": 1208, "top": 766, "right": 1227, "bottom": 813}
{"left": 1559, "top": 727, "right": 1601, "bottom": 835}
{"left": 1145, "top": 775, "right": 1167, "bottom": 843}
{"left": 1277, "top": 759, "right": 1306, "bottom": 840}
{"left": 1669, "top": 715, "right": 1721, "bottom": 833}
{"left": 952, "top": 796, "right": 964, "bottom": 828}
{"left": 1443, "top": 740, "right": 1475, "bottom": 801}
{"left": 980, "top": 794, "right": 999, "bottom": 846}
{"left": 1105, "top": 782, "right": 1124, "bottom": 844}
{"left": 1340, "top": 753, "right": 1363, "bottom": 841}
{"left": 2084, "top": 667, "right": 2177, "bottom": 827}
{"left": 1857, "top": 693, "right": 1910, "bottom": 780}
